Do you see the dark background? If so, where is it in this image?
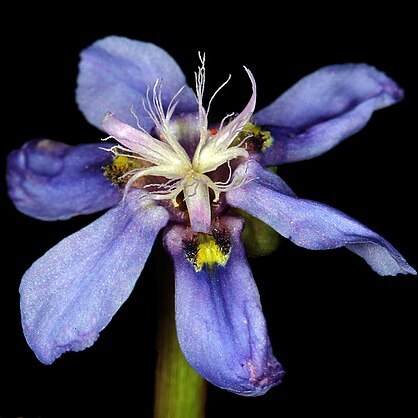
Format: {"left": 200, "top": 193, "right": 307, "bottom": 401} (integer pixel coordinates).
{"left": 1, "top": 7, "right": 417, "bottom": 417}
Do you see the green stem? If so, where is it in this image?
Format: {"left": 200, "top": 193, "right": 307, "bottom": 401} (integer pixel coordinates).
{"left": 154, "top": 251, "right": 207, "bottom": 418}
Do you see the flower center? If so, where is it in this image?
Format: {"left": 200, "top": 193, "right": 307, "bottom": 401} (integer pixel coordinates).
{"left": 102, "top": 54, "right": 261, "bottom": 233}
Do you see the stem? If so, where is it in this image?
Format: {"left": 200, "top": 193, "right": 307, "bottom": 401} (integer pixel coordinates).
{"left": 154, "top": 251, "right": 207, "bottom": 418}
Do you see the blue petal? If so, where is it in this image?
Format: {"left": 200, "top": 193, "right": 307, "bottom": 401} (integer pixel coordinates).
{"left": 254, "top": 64, "right": 403, "bottom": 165}
{"left": 20, "top": 190, "right": 169, "bottom": 364}
{"left": 7, "top": 139, "right": 121, "bottom": 220}
{"left": 227, "top": 161, "right": 416, "bottom": 276}
{"left": 164, "top": 217, "right": 284, "bottom": 396}
{"left": 76, "top": 36, "right": 197, "bottom": 131}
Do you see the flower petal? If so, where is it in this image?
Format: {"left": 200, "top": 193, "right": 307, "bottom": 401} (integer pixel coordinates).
{"left": 7, "top": 139, "right": 121, "bottom": 220}
{"left": 254, "top": 64, "right": 403, "bottom": 165}
{"left": 227, "top": 161, "right": 416, "bottom": 276}
{"left": 164, "top": 217, "right": 284, "bottom": 396}
{"left": 20, "top": 189, "right": 169, "bottom": 364}
{"left": 76, "top": 36, "right": 197, "bottom": 132}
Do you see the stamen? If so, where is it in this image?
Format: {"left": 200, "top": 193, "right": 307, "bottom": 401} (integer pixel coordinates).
{"left": 101, "top": 135, "right": 114, "bottom": 142}
{"left": 214, "top": 160, "right": 233, "bottom": 186}
{"left": 192, "top": 67, "right": 256, "bottom": 174}
{"left": 166, "top": 85, "right": 186, "bottom": 120}
{"left": 193, "top": 52, "right": 209, "bottom": 161}
{"left": 130, "top": 105, "right": 143, "bottom": 131}
{"left": 207, "top": 74, "right": 232, "bottom": 116}
{"left": 119, "top": 168, "right": 142, "bottom": 180}
{"left": 141, "top": 80, "right": 191, "bottom": 165}
{"left": 107, "top": 145, "right": 149, "bottom": 162}
{"left": 143, "top": 177, "right": 182, "bottom": 190}
{"left": 218, "top": 112, "right": 235, "bottom": 132}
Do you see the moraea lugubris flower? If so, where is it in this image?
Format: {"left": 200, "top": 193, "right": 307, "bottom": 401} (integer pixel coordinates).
{"left": 7, "top": 36, "right": 415, "bottom": 396}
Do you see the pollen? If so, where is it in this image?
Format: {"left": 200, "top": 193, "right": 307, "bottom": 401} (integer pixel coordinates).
{"left": 195, "top": 236, "right": 229, "bottom": 271}
{"left": 183, "top": 229, "right": 232, "bottom": 272}
{"left": 234, "top": 122, "right": 273, "bottom": 152}
{"left": 103, "top": 155, "right": 142, "bottom": 186}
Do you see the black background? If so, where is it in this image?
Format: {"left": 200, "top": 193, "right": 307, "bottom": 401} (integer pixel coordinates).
{"left": 1, "top": 6, "right": 417, "bottom": 417}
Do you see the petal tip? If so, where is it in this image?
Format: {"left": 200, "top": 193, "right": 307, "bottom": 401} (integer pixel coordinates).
{"left": 240, "top": 359, "right": 285, "bottom": 397}
{"left": 401, "top": 264, "right": 417, "bottom": 276}
{"left": 35, "top": 332, "right": 100, "bottom": 365}
{"left": 356, "top": 63, "right": 404, "bottom": 105}
{"left": 388, "top": 82, "right": 404, "bottom": 102}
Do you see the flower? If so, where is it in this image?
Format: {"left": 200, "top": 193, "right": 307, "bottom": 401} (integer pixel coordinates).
{"left": 7, "top": 36, "right": 415, "bottom": 396}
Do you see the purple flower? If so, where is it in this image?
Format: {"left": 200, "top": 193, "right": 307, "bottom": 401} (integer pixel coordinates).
{"left": 7, "top": 36, "right": 415, "bottom": 396}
